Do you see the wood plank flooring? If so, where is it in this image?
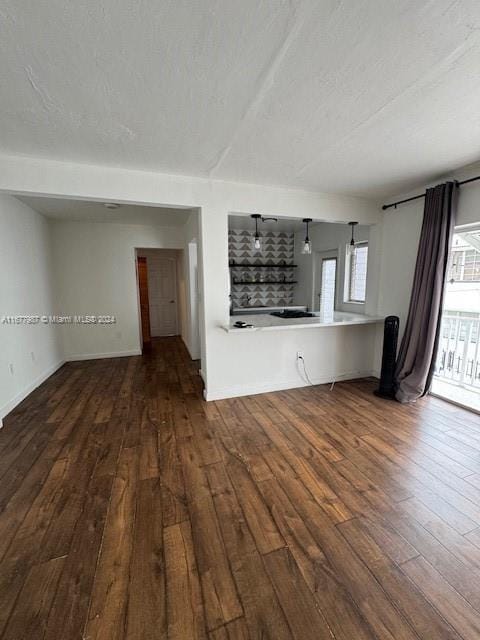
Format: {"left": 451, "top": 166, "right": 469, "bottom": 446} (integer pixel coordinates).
{"left": 3, "top": 337, "right": 480, "bottom": 638}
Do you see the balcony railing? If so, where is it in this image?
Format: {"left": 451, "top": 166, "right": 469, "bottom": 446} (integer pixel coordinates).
{"left": 434, "top": 312, "right": 480, "bottom": 389}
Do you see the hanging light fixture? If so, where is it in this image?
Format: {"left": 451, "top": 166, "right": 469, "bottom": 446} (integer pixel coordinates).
{"left": 261, "top": 216, "right": 278, "bottom": 223}
{"left": 301, "top": 218, "right": 312, "bottom": 254}
{"left": 347, "top": 221, "right": 358, "bottom": 255}
{"left": 251, "top": 214, "right": 262, "bottom": 250}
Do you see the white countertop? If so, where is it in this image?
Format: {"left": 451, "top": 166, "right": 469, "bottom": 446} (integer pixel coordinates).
{"left": 231, "top": 305, "right": 306, "bottom": 315}
{"left": 223, "top": 311, "right": 383, "bottom": 332}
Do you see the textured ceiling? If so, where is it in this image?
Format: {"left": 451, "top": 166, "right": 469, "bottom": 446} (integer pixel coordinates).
{"left": 2, "top": 1, "right": 480, "bottom": 198}
{"left": 16, "top": 196, "right": 191, "bottom": 226}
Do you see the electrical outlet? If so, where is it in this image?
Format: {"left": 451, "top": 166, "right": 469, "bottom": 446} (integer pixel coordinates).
{"left": 8, "top": 363, "right": 14, "bottom": 375}
{"left": 296, "top": 351, "right": 303, "bottom": 360}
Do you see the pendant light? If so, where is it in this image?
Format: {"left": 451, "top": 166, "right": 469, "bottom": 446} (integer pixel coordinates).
{"left": 251, "top": 214, "right": 261, "bottom": 250}
{"left": 261, "top": 216, "right": 278, "bottom": 223}
{"left": 347, "top": 221, "right": 358, "bottom": 256}
{"left": 301, "top": 218, "right": 312, "bottom": 254}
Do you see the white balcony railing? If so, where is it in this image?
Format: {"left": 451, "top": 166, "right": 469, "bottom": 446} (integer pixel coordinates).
{"left": 434, "top": 312, "right": 480, "bottom": 389}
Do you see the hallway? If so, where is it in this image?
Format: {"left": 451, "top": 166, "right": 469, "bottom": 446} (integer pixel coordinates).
{"left": 2, "top": 338, "right": 480, "bottom": 638}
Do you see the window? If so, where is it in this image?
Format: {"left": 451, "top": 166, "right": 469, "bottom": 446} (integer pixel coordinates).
{"left": 345, "top": 242, "right": 368, "bottom": 303}
{"left": 447, "top": 249, "right": 465, "bottom": 281}
{"left": 447, "top": 232, "right": 480, "bottom": 282}
{"left": 319, "top": 257, "right": 337, "bottom": 315}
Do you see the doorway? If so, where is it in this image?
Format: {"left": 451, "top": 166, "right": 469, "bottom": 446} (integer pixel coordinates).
{"left": 136, "top": 249, "right": 181, "bottom": 350}
{"left": 187, "top": 240, "right": 201, "bottom": 359}
{"left": 137, "top": 256, "right": 151, "bottom": 349}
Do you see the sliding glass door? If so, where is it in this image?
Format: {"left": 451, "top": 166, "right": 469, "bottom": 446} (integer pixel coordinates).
{"left": 431, "top": 226, "right": 480, "bottom": 411}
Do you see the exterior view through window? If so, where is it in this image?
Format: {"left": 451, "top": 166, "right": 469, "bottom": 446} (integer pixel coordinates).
{"left": 346, "top": 242, "right": 368, "bottom": 303}
{"left": 432, "top": 229, "right": 480, "bottom": 411}
{"left": 320, "top": 257, "right": 337, "bottom": 316}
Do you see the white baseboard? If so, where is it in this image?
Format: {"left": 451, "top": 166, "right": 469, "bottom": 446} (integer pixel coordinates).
{"left": 66, "top": 349, "right": 142, "bottom": 362}
{"left": 0, "top": 359, "right": 65, "bottom": 423}
{"left": 204, "top": 370, "right": 375, "bottom": 401}
{"left": 181, "top": 336, "right": 201, "bottom": 361}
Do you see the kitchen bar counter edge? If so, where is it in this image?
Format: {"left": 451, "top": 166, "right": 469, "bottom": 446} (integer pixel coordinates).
{"left": 223, "top": 312, "right": 384, "bottom": 333}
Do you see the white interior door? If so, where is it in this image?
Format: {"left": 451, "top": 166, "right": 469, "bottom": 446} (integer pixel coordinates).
{"left": 147, "top": 255, "right": 178, "bottom": 336}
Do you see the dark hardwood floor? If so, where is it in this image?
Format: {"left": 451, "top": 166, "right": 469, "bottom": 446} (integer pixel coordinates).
{"left": 2, "top": 337, "right": 480, "bottom": 638}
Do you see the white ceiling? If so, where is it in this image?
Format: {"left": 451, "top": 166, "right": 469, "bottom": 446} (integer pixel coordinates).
{"left": 2, "top": 1, "right": 480, "bottom": 199}
{"left": 16, "top": 196, "right": 191, "bottom": 226}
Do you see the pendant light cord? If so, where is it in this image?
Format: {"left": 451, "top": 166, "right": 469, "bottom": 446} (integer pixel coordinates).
{"left": 349, "top": 221, "right": 357, "bottom": 246}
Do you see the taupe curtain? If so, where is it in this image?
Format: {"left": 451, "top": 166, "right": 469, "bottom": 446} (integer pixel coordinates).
{"left": 395, "top": 181, "right": 456, "bottom": 403}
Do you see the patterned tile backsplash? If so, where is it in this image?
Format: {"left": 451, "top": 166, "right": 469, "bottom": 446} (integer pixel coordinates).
{"left": 229, "top": 229, "right": 296, "bottom": 308}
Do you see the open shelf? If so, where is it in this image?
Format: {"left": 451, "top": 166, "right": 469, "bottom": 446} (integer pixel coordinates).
{"left": 229, "top": 263, "right": 297, "bottom": 268}
{"left": 232, "top": 281, "right": 297, "bottom": 285}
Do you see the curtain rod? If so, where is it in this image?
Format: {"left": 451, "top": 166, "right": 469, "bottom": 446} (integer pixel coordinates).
{"left": 382, "top": 174, "right": 480, "bottom": 211}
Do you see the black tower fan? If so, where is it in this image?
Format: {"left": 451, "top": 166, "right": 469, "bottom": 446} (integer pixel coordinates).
{"left": 374, "top": 316, "right": 399, "bottom": 399}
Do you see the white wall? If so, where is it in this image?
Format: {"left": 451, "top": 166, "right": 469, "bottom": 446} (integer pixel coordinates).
{"left": 452, "top": 160, "right": 480, "bottom": 228}
{"left": 376, "top": 201, "right": 423, "bottom": 337}
{"left": 212, "top": 324, "right": 378, "bottom": 398}
{"left": 182, "top": 210, "right": 201, "bottom": 360}
{"left": 0, "top": 153, "right": 383, "bottom": 399}
{"left": 0, "top": 195, "right": 62, "bottom": 420}
{"left": 52, "top": 221, "right": 185, "bottom": 360}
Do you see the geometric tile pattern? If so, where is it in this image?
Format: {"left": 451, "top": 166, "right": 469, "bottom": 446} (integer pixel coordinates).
{"left": 229, "top": 229, "right": 295, "bottom": 307}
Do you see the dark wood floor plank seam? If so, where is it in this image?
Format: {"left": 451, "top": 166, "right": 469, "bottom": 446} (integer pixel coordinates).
{"left": 83, "top": 445, "right": 139, "bottom": 639}
{"left": 205, "top": 460, "right": 295, "bottom": 639}
{"left": 336, "top": 517, "right": 464, "bottom": 640}
{"left": 81, "top": 415, "right": 133, "bottom": 639}
{"left": 4, "top": 342, "right": 480, "bottom": 639}
{"left": 401, "top": 555, "right": 480, "bottom": 640}
{"left": 41, "top": 359, "right": 138, "bottom": 637}
{"left": 361, "top": 434, "right": 480, "bottom": 529}
{"left": 257, "top": 476, "right": 380, "bottom": 640}
{"left": 354, "top": 483, "right": 480, "bottom": 614}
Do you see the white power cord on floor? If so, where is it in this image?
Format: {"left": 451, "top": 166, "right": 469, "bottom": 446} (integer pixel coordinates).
{"left": 297, "top": 355, "right": 314, "bottom": 386}
{"left": 297, "top": 354, "right": 336, "bottom": 391}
